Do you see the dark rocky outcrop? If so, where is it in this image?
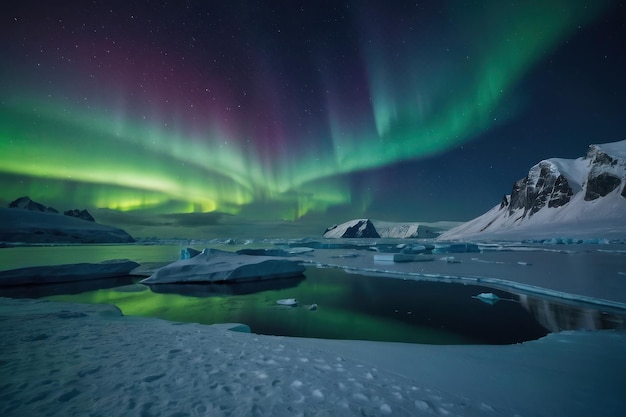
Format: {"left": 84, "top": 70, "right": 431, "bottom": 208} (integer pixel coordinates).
{"left": 64, "top": 209, "right": 96, "bottom": 222}
{"left": 499, "top": 195, "right": 509, "bottom": 210}
{"left": 583, "top": 146, "right": 624, "bottom": 201}
{"left": 324, "top": 219, "right": 381, "bottom": 238}
{"left": 507, "top": 162, "right": 574, "bottom": 219}
{"left": 548, "top": 175, "right": 574, "bottom": 208}
{"left": 2, "top": 197, "right": 135, "bottom": 243}
{"left": 584, "top": 173, "right": 621, "bottom": 201}
{"left": 345, "top": 219, "right": 380, "bottom": 238}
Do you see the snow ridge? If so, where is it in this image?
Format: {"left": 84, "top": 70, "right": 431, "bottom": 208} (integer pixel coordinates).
{"left": 440, "top": 140, "right": 626, "bottom": 241}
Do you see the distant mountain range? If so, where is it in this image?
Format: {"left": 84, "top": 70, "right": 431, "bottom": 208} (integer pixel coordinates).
{"left": 440, "top": 140, "right": 626, "bottom": 241}
{"left": 1, "top": 197, "right": 134, "bottom": 243}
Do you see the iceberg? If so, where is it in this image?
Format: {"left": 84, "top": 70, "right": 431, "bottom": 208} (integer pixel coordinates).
{"left": 140, "top": 248, "right": 305, "bottom": 285}
{"left": 180, "top": 247, "right": 202, "bottom": 259}
{"left": 276, "top": 298, "right": 298, "bottom": 306}
{"left": 0, "top": 259, "right": 140, "bottom": 286}
{"left": 474, "top": 292, "right": 501, "bottom": 305}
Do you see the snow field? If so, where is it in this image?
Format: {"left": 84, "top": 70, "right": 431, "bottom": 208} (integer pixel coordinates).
{"left": 0, "top": 298, "right": 514, "bottom": 417}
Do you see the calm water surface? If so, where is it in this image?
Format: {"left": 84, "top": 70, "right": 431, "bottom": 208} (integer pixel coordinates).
{"left": 1, "top": 244, "right": 623, "bottom": 344}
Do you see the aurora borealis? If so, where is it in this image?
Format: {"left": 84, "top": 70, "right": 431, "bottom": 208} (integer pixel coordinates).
{"left": 1, "top": 1, "right": 625, "bottom": 237}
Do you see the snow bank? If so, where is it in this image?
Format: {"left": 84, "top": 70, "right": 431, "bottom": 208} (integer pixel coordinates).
{"left": 1, "top": 297, "right": 624, "bottom": 417}
{"left": 141, "top": 248, "right": 306, "bottom": 284}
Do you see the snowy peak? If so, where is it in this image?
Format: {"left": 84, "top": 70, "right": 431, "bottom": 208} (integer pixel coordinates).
{"left": 440, "top": 140, "right": 626, "bottom": 241}
{"left": 3, "top": 196, "right": 135, "bottom": 243}
{"left": 64, "top": 209, "right": 96, "bottom": 222}
{"left": 506, "top": 160, "right": 574, "bottom": 219}
{"left": 323, "top": 219, "right": 380, "bottom": 238}
{"left": 8, "top": 196, "right": 59, "bottom": 213}
{"left": 8, "top": 197, "right": 96, "bottom": 223}
{"left": 323, "top": 219, "right": 445, "bottom": 238}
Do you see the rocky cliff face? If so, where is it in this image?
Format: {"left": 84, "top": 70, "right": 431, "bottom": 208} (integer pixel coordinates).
{"left": 507, "top": 161, "right": 574, "bottom": 219}
{"left": 583, "top": 145, "right": 625, "bottom": 201}
{"left": 324, "top": 219, "right": 380, "bottom": 238}
{"left": 439, "top": 140, "right": 626, "bottom": 241}
{"left": 505, "top": 142, "right": 625, "bottom": 222}
{"left": 64, "top": 209, "right": 96, "bottom": 222}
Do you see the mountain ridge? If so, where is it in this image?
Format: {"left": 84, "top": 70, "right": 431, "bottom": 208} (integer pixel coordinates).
{"left": 440, "top": 140, "right": 626, "bottom": 241}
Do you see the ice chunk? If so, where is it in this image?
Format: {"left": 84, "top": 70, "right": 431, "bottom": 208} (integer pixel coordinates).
{"left": 180, "top": 247, "right": 201, "bottom": 259}
{"left": 141, "top": 248, "right": 305, "bottom": 284}
{"left": 276, "top": 298, "right": 298, "bottom": 306}
{"left": 400, "top": 244, "right": 433, "bottom": 254}
{"left": 439, "top": 256, "right": 461, "bottom": 263}
{"left": 474, "top": 292, "right": 500, "bottom": 305}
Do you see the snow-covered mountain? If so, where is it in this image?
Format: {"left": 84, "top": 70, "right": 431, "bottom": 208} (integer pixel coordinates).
{"left": 1, "top": 197, "right": 135, "bottom": 243}
{"left": 323, "top": 219, "right": 454, "bottom": 238}
{"left": 440, "top": 140, "right": 626, "bottom": 241}
{"left": 8, "top": 196, "right": 59, "bottom": 213}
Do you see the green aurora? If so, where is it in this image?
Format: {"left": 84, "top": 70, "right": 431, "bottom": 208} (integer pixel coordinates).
{"left": 0, "top": 0, "right": 615, "bottom": 226}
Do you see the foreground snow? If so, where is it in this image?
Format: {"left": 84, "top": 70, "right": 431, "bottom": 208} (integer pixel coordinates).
{"left": 0, "top": 297, "right": 624, "bottom": 417}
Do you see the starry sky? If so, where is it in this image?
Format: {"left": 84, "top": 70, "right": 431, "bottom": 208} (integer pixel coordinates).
{"left": 1, "top": 1, "right": 625, "bottom": 237}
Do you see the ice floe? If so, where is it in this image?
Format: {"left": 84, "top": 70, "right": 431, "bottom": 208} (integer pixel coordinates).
{"left": 141, "top": 248, "right": 305, "bottom": 284}
{"left": 0, "top": 259, "right": 139, "bottom": 286}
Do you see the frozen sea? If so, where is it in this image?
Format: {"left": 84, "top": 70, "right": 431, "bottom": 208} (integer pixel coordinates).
{"left": 1, "top": 238, "right": 625, "bottom": 416}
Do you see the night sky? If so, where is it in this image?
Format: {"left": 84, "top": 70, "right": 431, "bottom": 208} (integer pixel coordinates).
{"left": 1, "top": 1, "right": 625, "bottom": 237}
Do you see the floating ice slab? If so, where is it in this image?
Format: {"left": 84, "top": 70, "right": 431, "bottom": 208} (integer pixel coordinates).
{"left": 0, "top": 259, "right": 140, "bottom": 286}
{"left": 374, "top": 254, "right": 434, "bottom": 263}
{"left": 141, "top": 248, "right": 305, "bottom": 284}
{"left": 474, "top": 292, "right": 501, "bottom": 305}
{"left": 276, "top": 298, "right": 298, "bottom": 306}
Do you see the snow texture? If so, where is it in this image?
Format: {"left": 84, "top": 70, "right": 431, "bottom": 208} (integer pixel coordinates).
{"left": 440, "top": 140, "right": 626, "bottom": 241}
{"left": 141, "top": 248, "right": 306, "bottom": 284}
{"left": 0, "top": 297, "right": 624, "bottom": 417}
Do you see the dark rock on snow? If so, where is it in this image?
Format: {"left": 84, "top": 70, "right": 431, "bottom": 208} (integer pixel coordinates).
{"left": 9, "top": 196, "right": 58, "bottom": 213}
{"left": 2, "top": 197, "right": 134, "bottom": 243}
{"left": 64, "top": 209, "right": 96, "bottom": 222}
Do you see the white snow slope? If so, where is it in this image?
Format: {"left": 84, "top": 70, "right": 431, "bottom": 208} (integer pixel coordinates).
{"left": 441, "top": 140, "right": 626, "bottom": 241}
{"left": 1, "top": 297, "right": 624, "bottom": 417}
